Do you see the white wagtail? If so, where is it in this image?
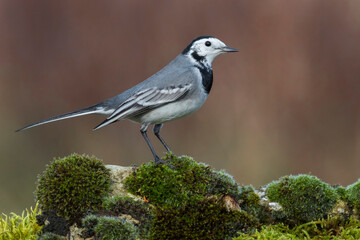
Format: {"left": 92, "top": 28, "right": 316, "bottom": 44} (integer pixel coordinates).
{"left": 16, "top": 36, "right": 238, "bottom": 164}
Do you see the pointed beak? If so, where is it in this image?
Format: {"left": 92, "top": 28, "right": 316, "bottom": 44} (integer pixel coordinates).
{"left": 221, "top": 46, "right": 238, "bottom": 53}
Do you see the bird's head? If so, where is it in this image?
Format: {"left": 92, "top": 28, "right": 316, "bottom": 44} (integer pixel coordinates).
{"left": 182, "top": 36, "right": 238, "bottom": 67}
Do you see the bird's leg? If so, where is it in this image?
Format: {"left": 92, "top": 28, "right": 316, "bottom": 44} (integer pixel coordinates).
{"left": 153, "top": 124, "right": 172, "bottom": 153}
{"left": 140, "top": 124, "right": 165, "bottom": 165}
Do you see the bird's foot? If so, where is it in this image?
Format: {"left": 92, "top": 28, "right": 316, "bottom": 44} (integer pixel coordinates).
{"left": 154, "top": 156, "right": 166, "bottom": 165}
{"left": 154, "top": 156, "right": 175, "bottom": 169}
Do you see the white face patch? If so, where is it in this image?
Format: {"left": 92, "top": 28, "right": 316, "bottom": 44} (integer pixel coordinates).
{"left": 189, "top": 37, "right": 227, "bottom": 66}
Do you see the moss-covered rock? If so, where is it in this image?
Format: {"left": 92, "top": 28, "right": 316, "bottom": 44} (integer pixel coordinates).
{"left": 266, "top": 174, "right": 339, "bottom": 224}
{"left": 124, "top": 154, "right": 258, "bottom": 239}
{"left": 29, "top": 153, "right": 360, "bottom": 239}
{"left": 35, "top": 153, "right": 111, "bottom": 224}
{"left": 125, "top": 153, "right": 242, "bottom": 208}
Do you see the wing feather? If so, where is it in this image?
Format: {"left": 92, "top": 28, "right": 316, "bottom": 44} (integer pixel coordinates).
{"left": 93, "top": 83, "right": 191, "bottom": 130}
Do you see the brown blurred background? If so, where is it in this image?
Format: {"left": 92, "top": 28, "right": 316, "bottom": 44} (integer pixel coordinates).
{"left": 1, "top": 0, "right": 360, "bottom": 214}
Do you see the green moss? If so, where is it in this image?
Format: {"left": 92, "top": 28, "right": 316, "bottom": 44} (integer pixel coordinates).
{"left": 266, "top": 174, "right": 339, "bottom": 224}
{"left": 102, "top": 196, "right": 154, "bottom": 238}
{"left": 38, "top": 232, "right": 66, "bottom": 240}
{"left": 345, "top": 179, "right": 360, "bottom": 213}
{"left": 238, "top": 186, "right": 271, "bottom": 224}
{"left": 36, "top": 211, "right": 69, "bottom": 236}
{"left": 152, "top": 197, "right": 258, "bottom": 240}
{"left": 0, "top": 204, "right": 42, "bottom": 240}
{"left": 124, "top": 154, "right": 259, "bottom": 239}
{"left": 339, "top": 218, "right": 360, "bottom": 239}
{"left": 35, "top": 153, "right": 111, "bottom": 223}
{"left": 125, "top": 153, "right": 242, "bottom": 208}
{"left": 82, "top": 215, "right": 139, "bottom": 240}
{"left": 333, "top": 185, "right": 347, "bottom": 200}
{"left": 208, "top": 169, "right": 243, "bottom": 202}
{"left": 30, "top": 152, "right": 360, "bottom": 239}
{"left": 234, "top": 217, "right": 360, "bottom": 239}
{"left": 234, "top": 224, "right": 300, "bottom": 239}
{"left": 239, "top": 186, "right": 260, "bottom": 207}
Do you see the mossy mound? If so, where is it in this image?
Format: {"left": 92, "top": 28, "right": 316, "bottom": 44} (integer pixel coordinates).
{"left": 266, "top": 174, "right": 339, "bottom": 224}
{"left": 125, "top": 153, "right": 242, "bottom": 208}
{"left": 35, "top": 153, "right": 111, "bottom": 224}
{"left": 82, "top": 215, "right": 139, "bottom": 240}
{"left": 19, "top": 153, "right": 360, "bottom": 239}
{"left": 124, "top": 154, "right": 258, "bottom": 239}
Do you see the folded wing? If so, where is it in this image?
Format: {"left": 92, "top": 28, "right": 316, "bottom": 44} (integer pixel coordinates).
{"left": 93, "top": 83, "right": 191, "bottom": 130}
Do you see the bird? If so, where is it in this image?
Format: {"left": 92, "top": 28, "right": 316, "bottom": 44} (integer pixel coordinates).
{"left": 16, "top": 36, "right": 238, "bottom": 164}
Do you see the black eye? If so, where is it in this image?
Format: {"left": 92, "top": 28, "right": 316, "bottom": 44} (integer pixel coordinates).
{"left": 205, "top": 41, "right": 211, "bottom": 47}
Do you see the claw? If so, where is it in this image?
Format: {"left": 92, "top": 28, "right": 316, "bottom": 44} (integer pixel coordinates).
{"left": 154, "top": 156, "right": 175, "bottom": 169}
{"left": 154, "top": 156, "right": 166, "bottom": 165}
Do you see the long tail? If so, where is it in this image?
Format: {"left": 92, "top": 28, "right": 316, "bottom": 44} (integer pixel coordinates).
{"left": 15, "top": 104, "right": 111, "bottom": 132}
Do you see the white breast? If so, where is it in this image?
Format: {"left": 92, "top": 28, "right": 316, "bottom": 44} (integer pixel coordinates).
{"left": 130, "top": 93, "right": 207, "bottom": 124}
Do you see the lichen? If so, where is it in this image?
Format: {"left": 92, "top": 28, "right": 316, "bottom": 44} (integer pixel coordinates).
{"left": 35, "top": 153, "right": 111, "bottom": 224}
{"left": 266, "top": 174, "right": 339, "bottom": 224}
